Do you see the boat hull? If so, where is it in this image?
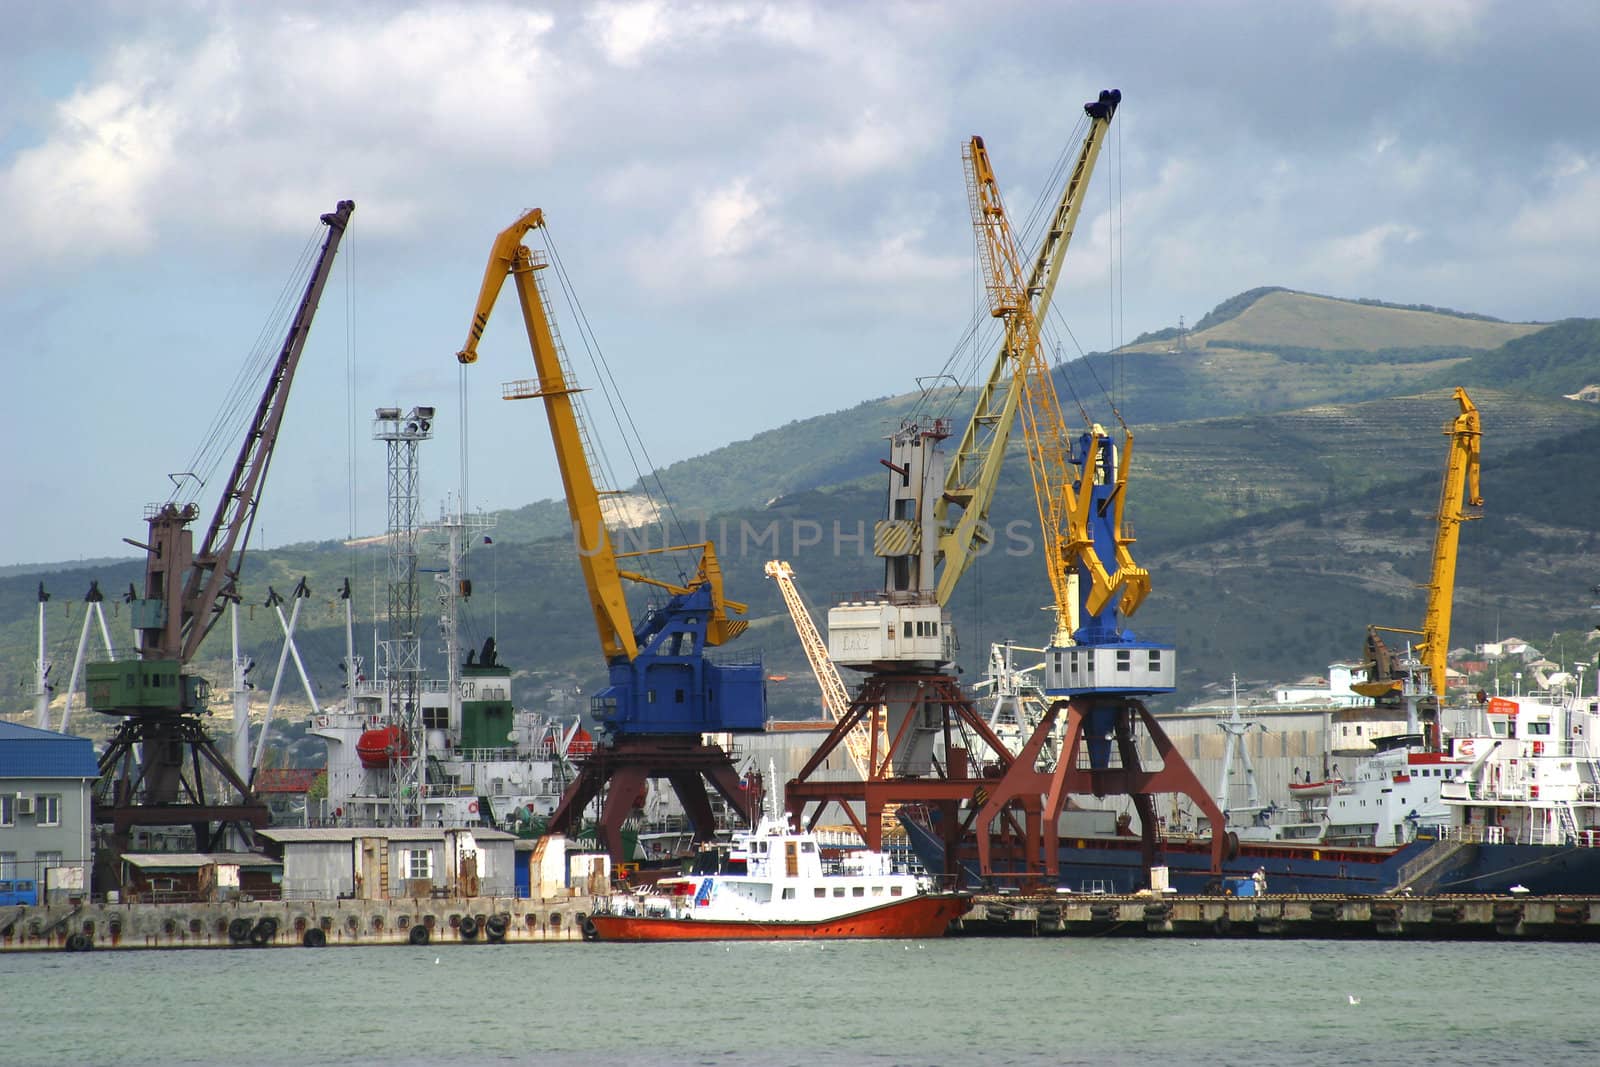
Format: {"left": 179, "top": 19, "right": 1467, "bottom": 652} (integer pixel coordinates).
{"left": 586, "top": 893, "right": 972, "bottom": 942}
{"left": 1433, "top": 844, "right": 1600, "bottom": 895}
{"left": 901, "top": 814, "right": 1600, "bottom": 896}
{"left": 900, "top": 814, "right": 1431, "bottom": 895}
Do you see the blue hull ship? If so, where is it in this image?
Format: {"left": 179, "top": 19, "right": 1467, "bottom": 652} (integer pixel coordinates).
{"left": 900, "top": 809, "right": 1600, "bottom": 896}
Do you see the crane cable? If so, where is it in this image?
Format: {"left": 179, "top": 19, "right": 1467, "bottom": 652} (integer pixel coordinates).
{"left": 170, "top": 222, "right": 326, "bottom": 508}
{"left": 909, "top": 109, "right": 1099, "bottom": 431}
{"left": 540, "top": 224, "right": 689, "bottom": 587}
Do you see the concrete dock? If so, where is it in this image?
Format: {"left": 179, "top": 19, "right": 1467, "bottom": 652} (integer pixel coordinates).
{"left": 954, "top": 893, "right": 1600, "bottom": 940}
{"left": 0, "top": 896, "right": 598, "bottom": 951}
{"left": 8, "top": 892, "right": 1600, "bottom": 950}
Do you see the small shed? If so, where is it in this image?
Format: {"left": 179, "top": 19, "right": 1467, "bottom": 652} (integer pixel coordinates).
{"left": 259, "top": 827, "right": 516, "bottom": 900}
{"left": 118, "top": 852, "right": 284, "bottom": 903}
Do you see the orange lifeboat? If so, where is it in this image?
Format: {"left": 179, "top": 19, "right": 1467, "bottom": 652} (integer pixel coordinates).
{"left": 567, "top": 726, "right": 595, "bottom": 757}
{"left": 356, "top": 725, "right": 409, "bottom": 769}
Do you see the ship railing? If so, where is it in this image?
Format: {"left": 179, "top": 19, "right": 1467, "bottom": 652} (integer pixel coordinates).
{"left": 1439, "top": 824, "right": 1506, "bottom": 845}
{"left": 1439, "top": 822, "right": 1598, "bottom": 847}
{"left": 449, "top": 744, "right": 559, "bottom": 762}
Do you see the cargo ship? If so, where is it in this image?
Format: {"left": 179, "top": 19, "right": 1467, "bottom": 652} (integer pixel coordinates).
{"left": 901, "top": 685, "right": 1600, "bottom": 896}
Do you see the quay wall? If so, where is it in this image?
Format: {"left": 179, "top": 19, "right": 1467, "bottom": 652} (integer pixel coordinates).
{"left": 957, "top": 893, "right": 1600, "bottom": 940}
{"left": 1, "top": 895, "right": 601, "bottom": 952}
{"left": 12, "top": 892, "right": 1600, "bottom": 949}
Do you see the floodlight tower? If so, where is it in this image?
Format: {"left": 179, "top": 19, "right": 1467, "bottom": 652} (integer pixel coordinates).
{"left": 373, "top": 405, "right": 435, "bottom": 825}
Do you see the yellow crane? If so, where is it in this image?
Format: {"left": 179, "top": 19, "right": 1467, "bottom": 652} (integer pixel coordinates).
{"left": 935, "top": 91, "right": 1124, "bottom": 610}
{"left": 765, "top": 560, "right": 879, "bottom": 780}
{"left": 962, "top": 113, "right": 1228, "bottom": 885}
{"left": 455, "top": 208, "right": 747, "bottom": 662}
{"left": 963, "top": 126, "right": 1149, "bottom": 645}
{"left": 1357, "top": 387, "right": 1483, "bottom": 702}
{"left": 457, "top": 207, "right": 763, "bottom": 860}
{"left": 827, "top": 91, "right": 1123, "bottom": 671}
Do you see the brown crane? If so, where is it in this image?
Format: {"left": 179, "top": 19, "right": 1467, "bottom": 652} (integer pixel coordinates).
{"left": 88, "top": 201, "right": 354, "bottom": 880}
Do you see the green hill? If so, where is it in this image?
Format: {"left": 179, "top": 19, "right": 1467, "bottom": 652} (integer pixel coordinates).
{"left": 594, "top": 292, "right": 1581, "bottom": 516}
{"left": 1426, "top": 317, "right": 1600, "bottom": 397}
{"left": 1185, "top": 288, "right": 1542, "bottom": 351}
{"left": 8, "top": 288, "right": 1600, "bottom": 735}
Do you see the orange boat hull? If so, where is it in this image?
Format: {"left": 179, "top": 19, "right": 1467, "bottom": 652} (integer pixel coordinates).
{"left": 586, "top": 893, "right": 972, "bottom": 942}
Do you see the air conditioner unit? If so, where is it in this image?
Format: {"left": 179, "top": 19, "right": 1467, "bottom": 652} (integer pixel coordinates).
{"left": 17, "top": 796, "right": 36, "bottom": 817}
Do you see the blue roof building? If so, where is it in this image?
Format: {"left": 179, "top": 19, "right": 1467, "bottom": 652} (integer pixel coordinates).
{"left": 0, "top": 721, "right": 98, "bottom": 897}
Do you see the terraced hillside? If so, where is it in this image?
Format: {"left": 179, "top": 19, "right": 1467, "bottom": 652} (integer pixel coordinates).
{"left": 589, "top": 290, "right": 1581, "bottom": 516}
{"left": 1132, "top": 388, "right": 1600, "bottom": 538}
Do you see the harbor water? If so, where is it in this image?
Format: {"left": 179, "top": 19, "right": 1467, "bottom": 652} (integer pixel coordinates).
{"left": 4, "top": 937, "right": 1597, "bottom": 1066}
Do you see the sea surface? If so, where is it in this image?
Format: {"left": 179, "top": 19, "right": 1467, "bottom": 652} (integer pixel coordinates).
{"left": 2, "top": 936, "right": 1596, "bottom": 1066}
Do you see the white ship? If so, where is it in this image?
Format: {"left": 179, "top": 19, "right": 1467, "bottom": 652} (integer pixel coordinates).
{"left": 308, "top": 636, "right": 584, "bottom": 830}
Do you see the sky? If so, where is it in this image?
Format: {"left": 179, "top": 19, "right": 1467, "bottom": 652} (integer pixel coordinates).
{"left": 2, "top": 0, "right": 1598, "bottom": 567}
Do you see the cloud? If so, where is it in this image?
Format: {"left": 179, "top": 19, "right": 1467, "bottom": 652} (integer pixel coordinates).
{"left": 1317, "top": 222, "right": 1423, "bottom": 281}
{"left": 1333, "top": 0, "right": 1491, "bottom": 53}
{"left": 0, "top": 3, "right": 565, "bottom": 271}
{"left": 1, "top": 62, "right": 177, "bottom": 256}
{"left": 585, "top": 1, "right": 824, "bottom": 67}
{"left": 7, "top": 0, "right": 1600, "bottom": 564}
{"left": 1510, "top": 152, "right": 1600, "bottom": 245}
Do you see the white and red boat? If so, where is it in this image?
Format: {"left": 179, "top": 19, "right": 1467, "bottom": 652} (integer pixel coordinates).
{"left": 585, "top": 786, "right": 970, "bottom": 942}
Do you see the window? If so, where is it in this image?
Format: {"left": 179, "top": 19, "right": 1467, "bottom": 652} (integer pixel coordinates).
{"left": 404, "top": 849, "right": 433, "bottom": 880}
{"left": 852, "top": 886, "right": 865, "bottom": 897}
{"left": 38, "top": 795, "right": 60, "bottom": 827}
{"left": 801, "top": 841, "right": 815, "bottom": 853}
{"left": 782, "top": 888, "right": 795, "bottom": 900}
{"left": 890, "top": 886, "right": 903, "bottom": 897}
{"left": 422, "top": 706, "right": 448, "bottom": 730}
{"left": 0, "top": 852, "right": 14, "bottom": 878}
{"left": 37, "top": 852, "right": 62, "bottom": 872}
{"left": 1528, "top": 722, "right": 1552, "bottom": 736}
{"left": 814, "top": 888, "right": 826, "bottom": 898}
{"left": 0, "top": 795, "right": 12, "bottom": 827}
{"left": 833, "top": 887, "right": 845, "bottom": 897}
{"left": 1116, "top": 650, "right": 1131, "bottom": 672}
{"left": 871, "top": 885, "right": 884, "bottom": 896}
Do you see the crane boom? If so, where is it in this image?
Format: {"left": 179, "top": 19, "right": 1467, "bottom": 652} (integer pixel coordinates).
{"left": 174, "top": 200, "right": 355, "bottom": 663}
{"left": 936, "top": 91, "right": 1120, "bottom": 608}
{"left": 1360, "top": 388, "right": 1482, "bottom": 702}
{"left": 1417, "top": 387, "right": 1483, "bottom": 697}
{"left": 766, "top": 560, "right": 879, "bottom": 780}
{"left": 456, "top": 208, "right": 638, "bottom": 662}
{"left": 963, "top": 131, "right": 1147, "bottom": 642}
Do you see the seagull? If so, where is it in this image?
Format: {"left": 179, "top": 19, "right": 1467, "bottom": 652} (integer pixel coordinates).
{"left": 1347, "top": 994, "right": 1361, "bottom": 1006}
{"left": 434, "top": 957, "right": 441, "bottom": 965}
